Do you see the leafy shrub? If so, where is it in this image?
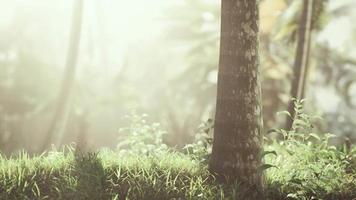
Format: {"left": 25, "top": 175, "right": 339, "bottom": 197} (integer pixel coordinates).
{"left": 266, "top": 99, "right": 356, "bottom": 200}
{"left": 116, "top": 112, "right": 168, "bottom": 155}
{"left": 184, "top": 119, "right": 213, "bottom": 164}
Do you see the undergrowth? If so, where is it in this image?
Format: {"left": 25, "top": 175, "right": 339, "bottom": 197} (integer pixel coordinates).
{"left": 265, "top": 99, "right": 356, "bottom": 200}
{"left": 0, "top": 100, "right": 355, "bottom": 200}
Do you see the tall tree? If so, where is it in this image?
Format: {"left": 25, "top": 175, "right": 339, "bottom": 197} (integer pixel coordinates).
{"left": 41, "top": 0, "right": 84, "bottom": 151}
{"left": 209, "top": 0, "right": 264, "bottom": 198}
{"left": 285, "top": 0, "right": 314, "bottom": 130}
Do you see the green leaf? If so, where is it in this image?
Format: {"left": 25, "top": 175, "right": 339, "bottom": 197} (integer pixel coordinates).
{"left": 257, "top": 164, "right": 277, "bottom": 173}
{"left": 308, "top": 133, "right": 321, "bottom": 141}
{"left": 287, "top": 193, "right": 299, "bottom": 199}
{"left": 277, "top": 111, "right": 291, "bottom": 117}
{"left": 289, "top": 178, "right": 304, "bottom": 185}
{"left": 325, "top": 133, "right": 337, "bottom": 139}
{"left": 261, "top": 151, "right": 277, "bottom": 158}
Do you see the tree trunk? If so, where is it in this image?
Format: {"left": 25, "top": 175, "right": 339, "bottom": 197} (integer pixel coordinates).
{"left": 285, "top": 0, "right": 314, "bottom": 130}
{"left": 41, "top": 0, "right": 84, "bottom": 151}
{"left": 209, "top": 0, "right": 264, "bottom": 198}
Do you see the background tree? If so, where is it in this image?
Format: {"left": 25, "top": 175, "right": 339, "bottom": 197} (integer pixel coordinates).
{"left": 0, "top": 0, "right": 355, "bottom": 154}
{"left": 285, "top": 0, "right": 314, "bottom": 130}
{"left": 41, "top": 0, "right": 84, "bottom": 151}
{"left": 209, "top": 0, "right": 264, "bottom": 198}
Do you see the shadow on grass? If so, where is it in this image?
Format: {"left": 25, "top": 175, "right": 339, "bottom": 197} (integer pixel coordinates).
{"left": 74, "top": 151, "right": 107, "bottom": 200}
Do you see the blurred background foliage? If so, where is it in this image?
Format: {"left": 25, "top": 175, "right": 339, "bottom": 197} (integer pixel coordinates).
{"left": 0, "top": 0, "right": 355, "bottom": 155}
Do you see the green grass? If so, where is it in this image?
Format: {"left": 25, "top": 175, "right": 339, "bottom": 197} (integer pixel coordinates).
{"left": 0, "top": 144, "right": 354, "bottom": 200}
{"left": 0, "top": 149, "right": 224, "bottom": 200}
{"left": 0, "top": 103, "right": 355, "bottom": 199}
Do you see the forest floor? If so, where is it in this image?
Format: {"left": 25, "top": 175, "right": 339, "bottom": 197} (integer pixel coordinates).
{"left": 0, "top": 141, "right": 355, "bottom": 200}
{"left": 1, "top": 107, "right": 355, "bottom": 200}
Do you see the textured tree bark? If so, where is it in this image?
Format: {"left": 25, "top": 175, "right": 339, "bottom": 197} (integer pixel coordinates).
{"left": 41, "top": 0, "right": 84, "bottom": 151}
{"left": 209, "top": 0, "right": 264, "bottom": 198}
{"left": 286, "top": 0, "right": 314, "bottom": 130}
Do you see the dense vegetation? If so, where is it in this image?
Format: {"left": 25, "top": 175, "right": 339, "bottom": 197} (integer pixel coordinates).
{"left": 1, "top": 105, "right": 355, "bottom": 200}
{"left": 1, "top": 1, "right": 355, "bottom": 199}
